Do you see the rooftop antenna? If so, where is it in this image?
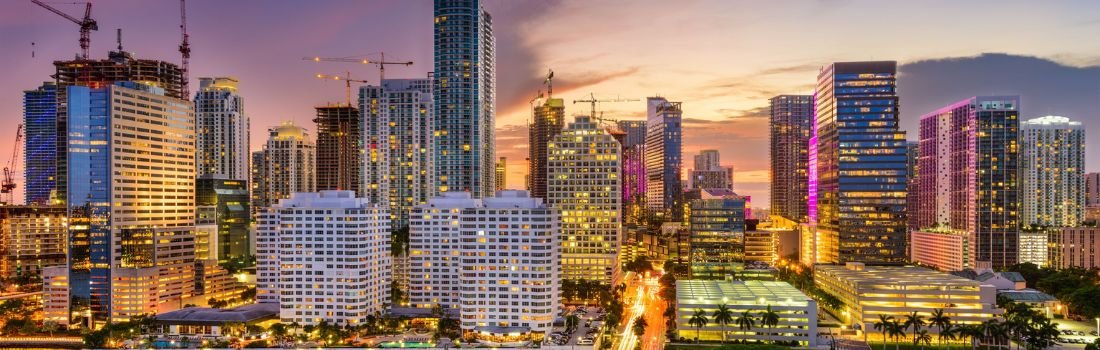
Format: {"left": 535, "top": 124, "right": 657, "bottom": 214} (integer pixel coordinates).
{"left": 31, "top": 42, "right": 35, "bottom": 58}
{"left": 116, "top": 28, "right": 122, "bottom": 51}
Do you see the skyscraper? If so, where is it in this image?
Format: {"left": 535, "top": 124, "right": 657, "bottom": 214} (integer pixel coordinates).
{"left": 769, "top": 95, "right": 813, "bottom": 223}
{"left": 196, "top": 176, "right": 250, "bottom": 262}
{"left": 1020, "top": 115, "right": 1085, "bottom": 227}
{"left": 251, "top": 123, "right": 316, "bottom": 210}
{"left": 314, "top": 105, "right": 361, "bottom": 195}
{"left": 495, "top": 157, "right": 506, "bottom": 191}
{"left": 689, "top": 150, "right": 733, "bottom": 190}
{"left": 360, "top": 79, "right": 435, "bottom": 230}
{"left": 547, "top": 116, "right": 621, "bottom": 284}
{"left": 23, "top": 82, "right": 58, "bottom": 205}
{"left": 66, "top": 81, "right": 195, "bottom": 326}
{"left": 687, "top": 189, "right": 747, "bottom": 279}
{"left": 645, "top": 97, "right": 683, "bottom": 219}
{"left": 905, "top": 141, "right": 920, "bottom": 232}
{"left": 618, "top": 120, "right": 647, "bottom": 223}
{"left": 528, "top": 98, "right": 565, "bottom": 198}
{"left": 916, "top": 96, "right": 1020, "bottom": 268}
{"left": 194, "top": 77, "right": 250, "bottom": 181}
{"left": 433, "top": 0, "right": 495, "bottom": 197}
{"left": 811, "top": 61, "right": 907, "bottom": 265}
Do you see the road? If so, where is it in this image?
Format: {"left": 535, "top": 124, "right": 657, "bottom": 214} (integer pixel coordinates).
{"left": 614, "top": 274, "right": 666, "bottom": 350}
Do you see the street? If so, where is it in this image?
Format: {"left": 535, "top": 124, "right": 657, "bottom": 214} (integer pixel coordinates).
{"left": 614, "top": 274, "right": 666, "bottom": 350}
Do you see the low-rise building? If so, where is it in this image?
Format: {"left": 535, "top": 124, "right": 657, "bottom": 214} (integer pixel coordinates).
{"left": 675, "top": 279, "right": 816, "bottom": 346}
{"left": 909, "top": 229, "right": 970, "bottom": 271}
{"left": 1018, "top": 230, "right": 1049, "bottom": 267}
{"left": 42, "top": 265, "right": 69, "bottom": 325}
{"left": 153, "top": 303, "right": 279, "bottom": 339}
{"left": 0, "top": 206, "right": 67, "bottom": 279}
{"left": 814, "top": 263, "right": 1001, "bottom": 333}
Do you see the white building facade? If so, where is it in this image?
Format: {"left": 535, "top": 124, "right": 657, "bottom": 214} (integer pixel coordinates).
{"left": 1021, "top": 115, "right": 1085, "bottom": 227}
{"left": 194, "top": 77, "right": 249, "bottom": 180}
{"left": 255, "top": 191, "right": 390, "bottom": 326}
{"left": 251, "top": 123, "right": 316, "bottom": 210}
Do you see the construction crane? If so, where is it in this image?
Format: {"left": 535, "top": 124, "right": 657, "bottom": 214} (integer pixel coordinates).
{"left": 315, "top": 72, "right": 368, "bottom": 106}
{"left": 544, "top": 69, "right": 554, "bottom": 97}
{"left": 2, "top": 124, "right": 25, "bottom": 205}
{"left": 572, "top": 93, "right": 639, "bottom": 124}
{"left": 31, "top": 0, "right": 98, "bottom": 59}
{"left": 179, "top": 0, "right": 191, "bottom": 97}
{"left": 304, "top": 52, "right": 412, "bottom": 82}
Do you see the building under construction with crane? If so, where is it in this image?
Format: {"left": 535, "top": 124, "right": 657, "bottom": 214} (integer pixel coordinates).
{"left": 314, "top": 105, "right": 363, "bottom": 196}
{"left": 527, "top": 81, "right": 564, "bottom": 199}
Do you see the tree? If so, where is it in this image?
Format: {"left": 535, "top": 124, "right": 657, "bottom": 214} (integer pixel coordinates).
{"left": 914, "top": 330, "right": 932, "bottom": 350}
{"left": 938, "top": 324, "right": 957, "bottom": 350}
{"left": 874, "top": 314, "right": 896, "bottom": 350}
{"left": 957, "top": 324, "right": 983, "bottom": 350}
{"left": 758, "top": 305, "right": 780, "bottom": 344}
{"left": 736, "top": 310, "right": 756, "bottom": 339}
{"left": 41, "top": 320, "right": 59, "bottom": 336}
{"left": 888, "top": 319, "right": 905, "bottom": 350}
{"left": 632, "top": 317, "right": 648, "bottom": 338}
{"left": 566, "top": 314, "right": 580, "bottom": 332}
{"left": 904, "top": 311, "right": 926, "bottom": 335}
{"left": 1086, "top": 337, "right": 1100, "bottom": 350}
{"left": 712, "top": 304, "right": 734, "bottom": 343}
{"left": 688, "top": 309, "right": 709, "bottom": 343}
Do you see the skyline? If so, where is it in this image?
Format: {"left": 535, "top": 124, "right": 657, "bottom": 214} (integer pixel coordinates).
{"left": 5, "top": 0, "right": 1100, "bottom": 205}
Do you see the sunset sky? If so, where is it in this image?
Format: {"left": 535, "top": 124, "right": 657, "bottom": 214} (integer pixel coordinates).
{"left": 3, "top": 0, "right": 1100, "bottom": 206}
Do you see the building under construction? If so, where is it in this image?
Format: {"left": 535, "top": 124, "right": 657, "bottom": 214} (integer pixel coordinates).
{"left": 51, "top": 50, "right": 185, "bottom": 203}
{"left": 314, "top": 105, "right": 362, "bottom": 196}
{"left": 528, "top": 98, "right": 564, "bottom": 199}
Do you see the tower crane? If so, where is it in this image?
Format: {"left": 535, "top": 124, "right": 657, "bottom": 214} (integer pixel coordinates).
{"left": 315, "top": 72, "right": 369, "bottom": 106}
{"left": 179, "top": 0, "right": 191, "bottom": 97}
{"left": 572, "top": 93, "right": 639, "bottom": 126}
{"left": 31, "top": 0, "right": 98, "bottom": 59}
{"left": 2, "top": 124, "right": 25, "bottom": 205}
{"left": 304, "top": 52, "right": 412, "bottom": 82}
{"left": 544, "top": 69, "right": 554, "bottom": 97}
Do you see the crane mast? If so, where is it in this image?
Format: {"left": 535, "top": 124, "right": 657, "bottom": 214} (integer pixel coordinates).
{"left": 179, "top": 0, "right": 191, "bottom": 97}
{"left": 30, "top": 0, "right": 98, "bottom": 59}
{"left": 2, "top": 124, "right": 25, "bottom": 205}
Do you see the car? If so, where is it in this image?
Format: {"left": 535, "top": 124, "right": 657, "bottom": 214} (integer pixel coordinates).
{"left": 577, "top": 338, "right": 594, "bottom": 345}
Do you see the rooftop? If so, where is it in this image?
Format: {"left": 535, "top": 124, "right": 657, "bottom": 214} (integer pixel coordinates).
{"left": 676, "top": 280, "right": 812, "bottom": 307}
{"left": 816, "top": 264, "right": 987, "bottom": 287}
{"left": 998, "top": 289, "right": 1057, "bottom": 303}
{"left": 154, "top": 303, "right": 278, "bottom": 326}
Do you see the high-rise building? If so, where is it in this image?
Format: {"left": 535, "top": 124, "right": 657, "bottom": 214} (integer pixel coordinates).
{"left": 433, "top": 0, "right": 495, "bottom": 197}
{"left": 196, "top": 176, "right": 250, "bottom": 262}
{"left": 361, "top": 79, "right": 434, "bottom": 230}
{"left": 495, "top": 157, "right": 506, "bottom": 191}
{"left": 769, "top": 95, "right": 813, "bottom": 223}
{"left": 811, "top": 62, "right": 907, "bottom": 264}
{"left": 409, "top": 191, "right": 560, "bottom": 340}
{"left": 547, "top": 116, "right": 621, "bottom": 284}
{"left": 1053, "top": 227, "right": 1100, "bottom": 269}
{"left": 0, "top": 206, "right": 67, "bottom": 279}
{"left": 1087, "top": 173, "right": 1100, "bottom": 207}
{"left": 456, "top": 190, "right": 560, "bottom": 343}
{"left": 906, "top": 141, "right": 920, "bottom": 233}
{"left": 1020, "top": 116, "right": 1085, "bottom": 227}
{"left": 687, "top": 189, "right": 747, "bottom": 279}
{"left": 645, "top": 97, "right": 683, "bottom": 219}
{"left": 618, "top": 120, "right": 647, "bottom": 224}
{"left": 195, "top": 77, "right": 250, "bottom": 181}
{"left": 251, "top": 122, "right": 316, "bottom": 210}
{"left": 66, "top": 81, "right": 195, "bottom": 326}
{"left": 528, "top": 98, "right": 564, "bottom": 199}
{"left": 255, "top": 191, "right": 390, "bottom": 325}
{"left": 314, "top": 105, "right": 362, "bottom": 195}
{"left": 689, "top": 150, "right": 733, "bottom": 190}
{"left": 53, "top": 50, "right": 184, "bottom": 204}
{"left": 916, "top": 96, "right": 1020, "bottom": 268}
{"left": 23, "top": 82, "right": 58, "bottom": 205}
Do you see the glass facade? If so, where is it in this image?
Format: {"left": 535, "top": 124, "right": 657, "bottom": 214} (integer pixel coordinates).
{"left": 813, "top": 61, "right": 907, "bottom": 264}
{"left": 66, "top": 85, "right": 112, "bottom": 326}
{"left": 645, "top": 97, "right": 684, "bottom": 220}
{"left": 196, "top": 177, "right": 251, "bottom": 262}
{"left": 688, "top": 192, "right": 746, "bottom": 279}
{"left": 433, "top": 0, "right": 495, "bottom": 197}
{"left": 769, "top": 95, "right": 813, "bottom": 223}
{"left": 23, "top": 82, "right": 58, "bottom": 205}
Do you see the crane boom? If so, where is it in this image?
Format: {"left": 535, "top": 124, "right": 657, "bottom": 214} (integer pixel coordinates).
{"left": 572, "top": 93, "right": 640, "bottom": 121}
{"left": 315, "top": 72, "right": 369, "bottom": 106}
{"left": 31, "top": 0, "right": 97, "bottom": 59}
{"left": 304, "top": 53, "right": 413, "bottom": 82}
{"left": 2, "top": 124, "right": 25, "bottom": 205}
{"left": 179, "top": 0, "right": 191, "bottom": 97}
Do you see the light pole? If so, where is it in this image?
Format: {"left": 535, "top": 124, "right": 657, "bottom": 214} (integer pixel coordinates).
{"left": 1094, "top": 317, "right": 1098, "bottom": 338}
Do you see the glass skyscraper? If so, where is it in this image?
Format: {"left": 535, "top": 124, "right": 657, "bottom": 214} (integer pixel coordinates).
{"left": 23, "top": 82, "right": 58, "bottom": 205}
{"left": 433, "top": 0, "right": 495, "bottom": 197}
{"left": 811, "top": 61, "right": 908, "bottom": 264}
{"left": 769, "top": 94, "right": 813, "bottom": 223}
{"left": 645, "top": 97, "right": 684, "bottom": 220}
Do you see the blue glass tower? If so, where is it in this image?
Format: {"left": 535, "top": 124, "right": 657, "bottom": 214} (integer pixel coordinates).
{"left": 433, "top": 0, "right": 495, "bottom": 198}
{"left": 645, "top": 97, "right": 683, "bottom": 219}
{"left": 23, "top": 82, "right": 58, "bottom": 205}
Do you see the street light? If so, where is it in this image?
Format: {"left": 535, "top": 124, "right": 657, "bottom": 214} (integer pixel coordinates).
{"left": 1095, "top": 317, "right": 1098, "bottom": 338}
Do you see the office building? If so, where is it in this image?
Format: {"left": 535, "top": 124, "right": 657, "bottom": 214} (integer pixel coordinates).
{"left": 810, "top": 62, "right": 907, "bottom": 264}
{"left": 314, "top": 105, "right": 361, "bottom": 195}
{"left": 528, "top": 98, "right": 564, "bottom": 199}
{"left": 916, "top": 96, "right": 1020, "bottom": 268}
{"left": 251, "top": 122, "right": 316, "bottom": 210}
{"left": 1017, "top": 230, "right": 1049, "bottom": 267}
{"left": 1020, "top": 116, "right": 1085, "bottom": 227}
{"left": 456, "top": 190, "right": 561, "bottom": 344}
{"left": 1087, "top": 173, "right": 1100, "bottom": 207}
{"left": 0, "top": 206, "right": 67, "bottom": 278}
{"left": 769, "top": 95, "right": 812, "bottom": 223}
{"left": 23, "top": 82, "right": 58, "bottom": 205}
{"left": 495, "top": 157, "right": 506, "bottom": 191}
{"left": 66, "top": 81, "right": 195, "bottom": 326}
{"left": 52, "top": 50, "right": 184, "bottom": 204}
{"left": 815, "top": 264, "right": 1001, "bottom": 332}
{"left": 547, "top": 116, "right": 621, "bottom": 284}
{"left": 42, "top": 265, "right": 69, "bottom": 324}
{"left": 1053, "top": 227, "right": 1100, "bottom": 269}
{"left": 687, "top": 189, "right": 746, "bottom": 279}
{"left": 360, "top": 79, "right": 435, "bottom": 230}
{"left": 675, "top": 280, "right": 816, "bottom": 345}
{"left": 645, "top": 97, "right": 683, "bottom": 219}
{"left": 255, "top": 191, "right": 390, "bottom": 325}
{"left": 689, "top": 150, "right": 733, "bottom": 190}
{"left": 433, "top": 0, "right": 495, "bottom": 198}
{"left": 196, "top": 176, "right": 250, "bottom": 262}
{"left": 194, "top": 77, "right": 249, "bottom": 181}
{"left": 906, "top": 141, "right": 920, "bottom": 232}
{"left": 618, "top": 120, "right": 647, "bottom": 224}
{"left": 909, "top": 229, "right": 970, "bottom": 272}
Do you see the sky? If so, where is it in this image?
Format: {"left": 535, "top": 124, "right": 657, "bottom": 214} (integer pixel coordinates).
{"left": 3, "top": 0, "right": 1100, "bottom": 207}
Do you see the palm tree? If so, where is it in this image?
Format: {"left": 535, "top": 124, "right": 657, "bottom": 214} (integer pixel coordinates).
{"left": 874, "top": 315, "right": 896, "bottom": 350}
{"left": 958, "top": 324, "right": 983, "bottom": 350}
{"left": 905, "top": 311, "right": 926, "bottom": 335}
{"left": 929, "top": 308, "right": 951, "bottom": 333}
{"left": 565, "top": 314, "right": 580, "bottom": 332}
{"left": 914, "top": 330, "right": 932, "bottom": 350}
{"left": 758, "top": 305, "right": 780, "bottom": 344}
{"left": 736, "top": 310, "right": 756, "bottom": 341}
{"left": 688, "top": 309, "right": 709, "bottom": 343}
{"left": 632, "top": 317, "right": 648, "bottom": 338}
{"left": 712, "top": 304, "right": 734, "bottom": 343}
{"left": 938, "top": 324, "right": 958, "bottom": 350}
{"left": 888, "top": 319, "right": 906, "bottom": 350}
